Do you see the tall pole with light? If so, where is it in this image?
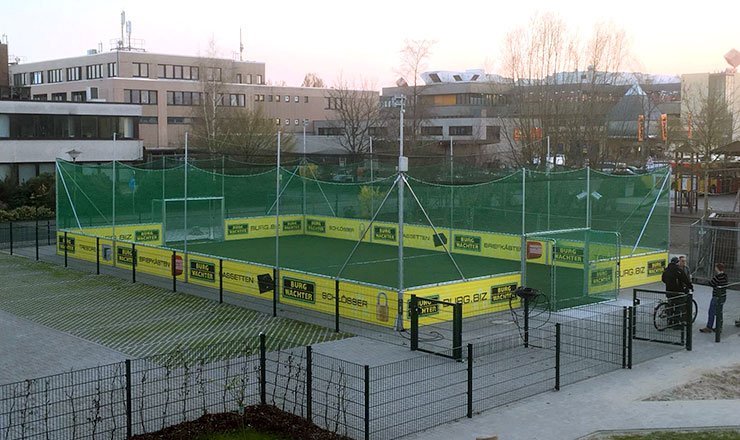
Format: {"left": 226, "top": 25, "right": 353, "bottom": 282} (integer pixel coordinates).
{"left": 302, "top": 119, "right": 307, "bottom": 220}
{"left": 393, "top": 95, "right": 407, "bottom": 332}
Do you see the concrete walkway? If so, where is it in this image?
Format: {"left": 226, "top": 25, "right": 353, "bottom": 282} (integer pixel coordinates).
{"left": 402, "top": 282, "right": 740, "bottom": 440}
{"left": 0, "top": 309, "right": 128, "bottom": 384}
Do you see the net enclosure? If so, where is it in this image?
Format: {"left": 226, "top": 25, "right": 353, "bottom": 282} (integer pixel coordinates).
{"left": 56, "top": 157, "right": 669, "bottom": 330}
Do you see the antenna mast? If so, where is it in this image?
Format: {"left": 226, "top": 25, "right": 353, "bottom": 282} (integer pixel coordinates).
{"left": 239, "top": 28, "right": 244, "bottom": 61}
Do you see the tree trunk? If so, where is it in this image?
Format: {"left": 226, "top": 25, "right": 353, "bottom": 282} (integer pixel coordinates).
{"left": 704, "top": 169, "right": 710, "bottom": 215}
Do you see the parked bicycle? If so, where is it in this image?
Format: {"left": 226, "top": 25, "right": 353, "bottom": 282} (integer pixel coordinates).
{"left": 653, "top": 297, "right": 697, "bottom": 331}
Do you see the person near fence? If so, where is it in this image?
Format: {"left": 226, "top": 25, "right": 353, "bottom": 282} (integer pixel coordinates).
{"left": 679, "top": 256, "right": 693, "bottom": 291}
{"left": 662, "top": 257, "right": 692, "bottom": 327}
{"left": 700, "top": 263, "right": 728, "bottom": 334}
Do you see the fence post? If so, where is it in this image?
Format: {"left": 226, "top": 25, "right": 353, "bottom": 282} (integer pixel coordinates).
{"left": 467, "top": 343, "right": 473, "bottom": 418}
{"left": 555, "top": 323, "right": 561, "bottom": 391}
{"left": 64, "top": 231, "right": 68, "bottom": 267}
{"left": 219, "top": 258, "right": 223, "bottom": 304}
{"left": 622, "top": 306, "right": 627, "bottom": 369}
{"left": 131, "top": 243, "right": 136, "bottom": 283}
{"left": 364, "top": 364, "right": 370, "bottom": 440}
{"left": 172, "top": 251, "right": 177, "bottom": 292}
{"left": 410, "top": 295, "right": 418, "bottom": 351}
{"left": 523, "top": 296, "right": 530, "bottom": 348}
{"left": 35, "top": 220, "right": 39, "bottom": 260}
{"left": 686, "top": 293, "right": 693, "bottom": 350}
{"left": 628, "top": 306, "right": 634, "bottom": 369}
{"left": 453, "top": 303, "right": 462, "bottom": 360}
{"left": 335, "top": 279, "right": 340, "bottom": 332}
{"left": 259, "top": 332, "right": 266, "bottom": 404}
{"left": 272, "top": 268, "right": 278, "bottom": 318}
{"left": 125, "top": 359, "right": 132, "bottom": 439}
{"left": 306, "top": 345, "right": 312, "bottom": 422}
{"left": 714, "top": 295, "right": 723, "bottom": 344}
{"left": 9, "top": 221, "right": 12, "bottom": 255}
{"left": 96, "top": 237, "right": 100, "bottom": 275}
{"left": 47, "top": 219, "right": 51, "bottom": 245}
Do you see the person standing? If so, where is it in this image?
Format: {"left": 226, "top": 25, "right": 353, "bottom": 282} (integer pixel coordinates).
{"left": 662, "top": 257, "right": 692, "bottom": 326}
{"left": 678, "top": 256, "right": 693, "bottom": 293}
{"left": 700, "top": 263, "right": 729, "bottom": 334}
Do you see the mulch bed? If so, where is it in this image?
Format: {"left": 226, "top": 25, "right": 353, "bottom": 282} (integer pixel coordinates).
{"left": 131, "top": 404, "right": 352, "bottom": 440}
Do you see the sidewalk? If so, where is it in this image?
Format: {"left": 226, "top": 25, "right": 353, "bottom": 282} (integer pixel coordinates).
{"left": 401, "top": 282, "right": 740, "bottom": 440}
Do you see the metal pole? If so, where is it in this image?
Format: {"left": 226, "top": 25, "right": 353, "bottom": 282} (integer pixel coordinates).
{"left": 546, "top": 136, "right": 551, "bottom": 230}
{"left": 521, "top": 168, "right": 527, "bottom": 287}
{"left": 96, "top": 237, "right": 100, "bottom": 275}
{"left": 396, "top": 99, "right": 405, "bottom": 332}
{"left": 370, "top": 136, "right": 374, "bottom": 217}
{"left": 259, "top": 333, "right": 266, "bottom": 404}
{"left": 335, "top": 279, "right": 340, "bottom": 332}
{"left": 306, "top": 345, "right": 313, "bottom": 422}
{"left": 364, "top": 365, "right": 370, "bottom": 440}
{"left": 112, "top": 133, "right": 116, "bottom": 267}
{"left": 466, "top": 343, "right": 473, "bottom": 418}
{"left": 584, "top": 166, "right": 590, "bottom": 296}
{"left": 450, "top": 136, "right": 454, "bottom": 242}
{"left": 125, "top": 359, "right": 132, "bottom": 439}
{"left": 555, "top": 323, "right": 561, "bottom": 391}
{"left": 275, "top": 132, "right": 281, "bottom": 288}
{"left": 184, "top": 132, "right": 189, "bottom": 282}
{"left": 302, "top": 122, "right": 306, "bottom": 220}
{"left": 35, "top": 219, "right": 39, "bottom": 260}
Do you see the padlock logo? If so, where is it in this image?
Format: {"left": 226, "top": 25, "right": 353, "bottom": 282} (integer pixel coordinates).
{"left": 376, "top": 291, "right": 389, "bottom": 322}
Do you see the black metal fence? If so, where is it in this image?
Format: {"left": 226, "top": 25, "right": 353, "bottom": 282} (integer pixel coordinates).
{"left": 633, "top": 289, "right": 693, "bottom": 349}
{"left": 690, "top": 221, "right": 740, "bottom": 285}
{"left": 0, "top": 221, "right": 55, "bottom": 257}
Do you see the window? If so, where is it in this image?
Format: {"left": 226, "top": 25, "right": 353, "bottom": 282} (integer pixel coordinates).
{"left": 33, "top": 94, "right": 48, "bottom": 101}
{"left": 256, "top": 74, "right": 263, "bottom": 84}
{"left": 449, "top": 126, "right": 473, "bottom": 136}
{"left": 47, "top": 69, "right": 63, "bottom": 83}
{"left": 133, "top": 62, "right": 149, "bottom": 78}
{"left": 275, "top": 95, "right": 280, "bottom": 102}
{"left": 304, "top": 96, "right": 309, "bottom": 103}
{"left": 31, "top": 71, "right": 43, "bottom": 85}
{"left": 318, "top": 127, "right": 343, "bottom": 136}
{"left": 166, "top": 91, "right": 202, "bottom": 106}
{"left": 453, "top": 75, "right": 462, "bottom": 82}
{"left": 230, "top": 94, "right": 245, "bottom": 107}
{"left": 285, "top": 119, "right": 290, "bottom": 125}
{"left": 486, "top": 126, "right": 501, "bottom": 143}
{"left": 2, "top": 114, "right": 139, "bottom": 140}
{"left": 66, "top": 66, "right": 82, "bottom": 81}
{"left": 207, "top": 67, "right": 222, "bottom": 82}
{"left": 284, "top": 95, "right": 289, "bottom": 103}
{"left": 247, "top": 74, "right": 252, "bottom": 84}
{"left": 326, "top": 97, "right": 342, "bottom": 109}
{"left": 294, "top": 96, "right": 299, "bottom": 103}
{"left": 86, "top": 64, "right": 103, "bottom": 79}
{"left": 88, "top": 87, "right": 98, "bottom": 100}
{"left": 236, "top": 74, "right": 242, "bottom": 83}
{"left": 167, "top": 117, "right": 191, "bottom": 125}
{"left": 71, "top": 91, "right": 86, "bottom": 102}
{"left": 51, "top": 92, "right": 67, "bottom": 102}
{"left": 13, "top": 73, "right": 28, "bottom": 86}
{"left": 107, "top": 62, "right": 118, "bottom": 77}
{"left": 124, "top": 89, "right": 157, "bottom": 104}
{"left": 158, "top": 64, "right": 198, "bottom": 80}
{"left": 275, "top": 118, "right": 281, "bottom": 126}
{"left": 421, "top": 126, "right": 443, "bottom": 136}
{"left": 294, "top": 119, "right": 299, "bottom": 126}
{"left": 471, "top": 74, "right": 480, "bottom": 81}
{"left": 268, "top": 95, "right": 273, "bottom": 102}
{"left": 428, "top": 73, "right": 442, "bottom": 83}
{"left": 174, "top": 65, "right": 183, "bottom": 79}
{"left": 190, "top": 66, "right": 199, "bottom": 80}
{"left": 140, "top": 117, "right": 158, "bottom": 124}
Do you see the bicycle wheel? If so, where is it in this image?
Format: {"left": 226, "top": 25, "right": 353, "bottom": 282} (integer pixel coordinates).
{"left": 692, "top": 299, "right": 698, "bottom": 323}
{"left": 654, "top": 302, "right": 670, "bottom": 331}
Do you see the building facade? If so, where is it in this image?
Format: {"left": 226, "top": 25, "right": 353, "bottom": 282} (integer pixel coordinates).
{"left": 7, "top": 49, "right": 369, "bottom": 152}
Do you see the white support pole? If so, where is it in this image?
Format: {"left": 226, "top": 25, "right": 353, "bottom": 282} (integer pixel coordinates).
{"left": 112, "top": 132, "right": 117, "bottom": 267}
{"left": 275, "top": 132, "right": 281, "bottom": 275}
{"left": 370, "top": 136, "right": 374, "bottom": 218}
{"left": 450, "top": 136, "right": 454, "bottom": 242}
{"left": 184, "top": 132, "right": 189, "bottom": 282}
{"left": 521, "top": 168, "right": 526, "bottom": 287}
{"left": 56, "top": 161, "right": 82, "bottom": 230}
{"left": 546, "top": 136, "right": 551, "bottom": 230}
{"left": 396, "top": 99, "right": 405, "bottom": 332}
{"left": 584, "top": 166, "right": 591, "bottom": 296}
{"left": 302, "top": 121, "right": 307, "bottom": 220}
{"left": 632, "top": 170, "right": 671, "bottom": 254}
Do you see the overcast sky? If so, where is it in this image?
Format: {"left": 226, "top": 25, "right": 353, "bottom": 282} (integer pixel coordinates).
{"left": 2, "top": 0, "right": 737, "bottom": 88}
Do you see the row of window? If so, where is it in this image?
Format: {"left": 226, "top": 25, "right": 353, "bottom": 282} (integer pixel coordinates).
{"left": 12, "top": 64, "right": 117, "bottom": 85}
{"left": 418, "top": 125, "right": 501, "bottom": 141}
{"left": 157, "top": 64, "right": 200, "bottom": 80}
{"left": 124, "top": 89, "right": 158, "bottom": 105}
{"left": 0, "top": 114, "right": 138, "bottom": 140}
{"left": 33, "top": 91, "right": 90, "bottom": 102}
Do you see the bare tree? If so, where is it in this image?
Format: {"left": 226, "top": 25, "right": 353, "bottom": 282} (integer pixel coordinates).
{"left": 301, "top": 73, "right": 326, "bottom": 88}
{"left": 397, "top": 39, "right": 435, "bottom": 153}
{"left": 326, "top": 76, "right": 380, "bottom": 156}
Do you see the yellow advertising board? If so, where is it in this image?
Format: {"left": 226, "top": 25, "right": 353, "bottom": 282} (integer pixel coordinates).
{"left": 224, "top": 215, "right": 303, "bottom": 240}
{"left": 221, "top": 259, "right": 276, "bottom": 300}
{"left": 337, "top": 281, "right": 399, "bottom": 328}
{"left": 135, "top": 245, "right": 182, "bottom": 279}
{"left": 56, "top": 231, "right": 114, "bottom": 266}
{"left": 619, "top": 252, "right": 668, "bottom": 288}
{"left": 588, "top": 260, "right": 618, "bottom": 295}
{"left": 82, "top": 224, "right": 163, "bottom": 246}
{"left": 279, "top": 269, "right": 336, "bottom": 315}
{"left": 404, "top": 272, "right": 522, "bottom": 326}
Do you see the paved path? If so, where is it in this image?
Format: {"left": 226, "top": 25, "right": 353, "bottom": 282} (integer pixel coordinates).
{"left": 0, "top": 309, "right": 127, "bottom": 384}
{"left": 401, "top": 282, "right": 740, "bottom": 440}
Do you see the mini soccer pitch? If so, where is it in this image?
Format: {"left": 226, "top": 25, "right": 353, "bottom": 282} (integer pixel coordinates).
{"left": 174, "top": 235, "right": 521, "bottom": 288}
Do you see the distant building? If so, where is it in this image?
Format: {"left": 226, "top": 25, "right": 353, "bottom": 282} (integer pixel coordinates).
{"left": 7, "top": 47, "right": 376, "bottom": 156}
{"left": 681, "top": 72, "right": 740, "bottom": 145}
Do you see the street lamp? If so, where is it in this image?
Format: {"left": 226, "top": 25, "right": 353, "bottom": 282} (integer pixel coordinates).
{"left": 66, "top": 149, "right": 81, "bottom": 163}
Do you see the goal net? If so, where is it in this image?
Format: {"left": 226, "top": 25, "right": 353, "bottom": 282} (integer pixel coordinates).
{"left": 152, "top": 197, "right": 225, "bottom": 244}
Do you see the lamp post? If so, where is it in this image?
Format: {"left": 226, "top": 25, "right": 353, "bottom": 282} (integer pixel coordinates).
{"left": 393, "top": 95, "right": 406, "bottom": 332}
{"left": 66, "top": 149, "right": 81, "bottom": 229}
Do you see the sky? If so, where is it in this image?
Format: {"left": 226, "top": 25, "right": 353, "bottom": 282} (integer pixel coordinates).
{"left": 1, "top": 0, "right": 738, "bottom": 88}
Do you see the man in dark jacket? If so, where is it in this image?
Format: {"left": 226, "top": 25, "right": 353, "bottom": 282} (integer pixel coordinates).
{"left": 662, "top": 257, "right": 692, "bottom": 326}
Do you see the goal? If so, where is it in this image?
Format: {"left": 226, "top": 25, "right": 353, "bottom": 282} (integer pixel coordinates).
{"left": 152, "top": 197, "right": 225, "bottom": 244}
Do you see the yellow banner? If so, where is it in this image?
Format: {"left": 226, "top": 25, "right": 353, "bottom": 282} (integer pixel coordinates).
{"left": 279, "top": 269, "right": 336, "bottom": 315}
{"left": 619, "top": 252, "right": 668, "bottom": 288}
{"left": 224, "top": 216, "right": 303, "bottom": 240}
{"left": 82, "top": 224, "right": 163, "bottom": 246}
{"left": 405, "top": 272, "right": 522, "bottom": 326}
{"left": 136, "top": 245, "right": 182, "bottom": 279}
{"left": 337, "top": 281, "right": 399, "bottom": 328}
{"left": 588, "top": 260, "right": 618, "bottom": 295}
{"left": 56, "top": 231, "right": 114, "bottom": 266}
{"left": 221, "top": 259, "right": 275, "bottom": 299}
